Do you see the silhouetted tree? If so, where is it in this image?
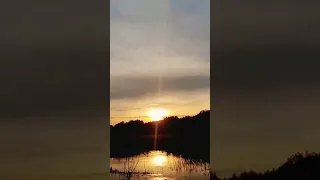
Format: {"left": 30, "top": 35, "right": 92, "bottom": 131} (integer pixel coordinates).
{"left": 212, "top": 151, "right": 320, "bottom": 180}
{"left": 110, "top": 110, "right": 210, "bottom": 162}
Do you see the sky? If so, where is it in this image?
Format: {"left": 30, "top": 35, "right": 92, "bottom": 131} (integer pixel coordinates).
{"left": 0, "top": 0, "right": 109, "bottom": 179}
{"left": 211, "top": 0, "right": 320, "bottom": 177}
{"left": 110, "top": 0, "right": 210, "bottom": 125}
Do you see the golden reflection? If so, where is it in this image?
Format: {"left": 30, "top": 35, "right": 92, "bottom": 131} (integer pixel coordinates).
{"left": 152, "top": 155, "right": 168, "bottom": 166}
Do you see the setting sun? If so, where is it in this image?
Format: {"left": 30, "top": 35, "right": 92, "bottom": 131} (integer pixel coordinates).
{"left": 148, "top": 109, "right": 169, "bottom": 121}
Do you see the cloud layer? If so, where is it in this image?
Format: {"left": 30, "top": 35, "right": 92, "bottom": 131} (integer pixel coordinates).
{"left": 110, "top": 0, "right": 210, "bottom": 124}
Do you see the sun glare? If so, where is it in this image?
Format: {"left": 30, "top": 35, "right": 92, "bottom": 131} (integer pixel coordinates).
{"left": 148, "top": 109, "right": 169, "bottom": 121}
{"left": 152, "top": 155, "right": 168, "bottom": 166}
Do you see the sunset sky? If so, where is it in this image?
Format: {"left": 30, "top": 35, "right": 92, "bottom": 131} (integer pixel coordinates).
{"left": 110, "top": 0, "right": 210, "bottom": 125}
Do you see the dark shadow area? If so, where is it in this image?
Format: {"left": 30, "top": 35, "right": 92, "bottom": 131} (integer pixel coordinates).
{"left": 110, "top": 110, "right": 210, "bottom": 162}
{"left": 210, "top": 152, "right": 320, "bottom": 180}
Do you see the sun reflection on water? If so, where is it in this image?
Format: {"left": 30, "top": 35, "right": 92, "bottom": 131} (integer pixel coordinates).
{"left": 110, "top": 150, "right": 209, "bottom": 180}
{"left": 152, "top": 155, "right": 168, "bottom": 166}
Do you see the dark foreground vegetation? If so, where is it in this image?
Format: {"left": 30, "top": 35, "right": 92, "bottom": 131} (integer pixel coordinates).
{"left": 110, "top": 110, "right": 210, "bottom": 162}
{"left": 211, "top": 152, "right": 320, "bottom": 180}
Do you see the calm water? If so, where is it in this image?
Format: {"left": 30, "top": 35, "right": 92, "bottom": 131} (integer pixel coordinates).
{"left": 110, "top": 150, "right": 209, "bottom": 180}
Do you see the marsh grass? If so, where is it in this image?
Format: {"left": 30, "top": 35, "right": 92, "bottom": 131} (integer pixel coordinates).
{"left": 167, "top": 156, "right": 210, "bottom": 180}
{"left": 111, "top": 154, "right": 210, "bottom": 180}
{"left": 110, "top": 158, "right": 140, "bottom": 180}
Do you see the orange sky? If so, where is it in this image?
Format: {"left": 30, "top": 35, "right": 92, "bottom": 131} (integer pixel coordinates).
{"left": 110, "top": 89, "right": 209, "bottom": 125}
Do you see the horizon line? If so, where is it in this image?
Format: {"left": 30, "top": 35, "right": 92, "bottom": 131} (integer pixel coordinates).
{"left": 110, "top": 109, "right": 210, "bottom": 125}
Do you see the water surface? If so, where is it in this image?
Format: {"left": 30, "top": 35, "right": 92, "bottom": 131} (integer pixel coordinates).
{"left": 110, "top": 150, "right": 209, "bottom": 180}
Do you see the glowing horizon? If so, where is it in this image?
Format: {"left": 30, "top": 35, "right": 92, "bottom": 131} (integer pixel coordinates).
{"left": 148, "top": 108, "right": 169, "bottom": 121}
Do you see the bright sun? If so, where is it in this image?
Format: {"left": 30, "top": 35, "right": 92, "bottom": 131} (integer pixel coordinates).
{"left": 148, "top": 109, "right": 169, "bottom": 121}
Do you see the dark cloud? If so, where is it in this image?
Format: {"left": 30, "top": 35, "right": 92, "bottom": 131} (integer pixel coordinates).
{"left": 111, "top": 75, "right": 210, "bottom": 100}
{"left": 213, "top": 43, "right": 320, "bottom": 93}
{"left": 212, "top": 0, "right": 320, "bottom": 94}
{"left": 0, "top": 45, "right": 108, "bottom": 118}
{"left": 0, "top": 1, "right": 109, "bottom": 179}
{"left": 0, "top": 0, "right": 109, "bottom": 118}
{"left": 211, "top": 0, "right": 320, "bottom": 174}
